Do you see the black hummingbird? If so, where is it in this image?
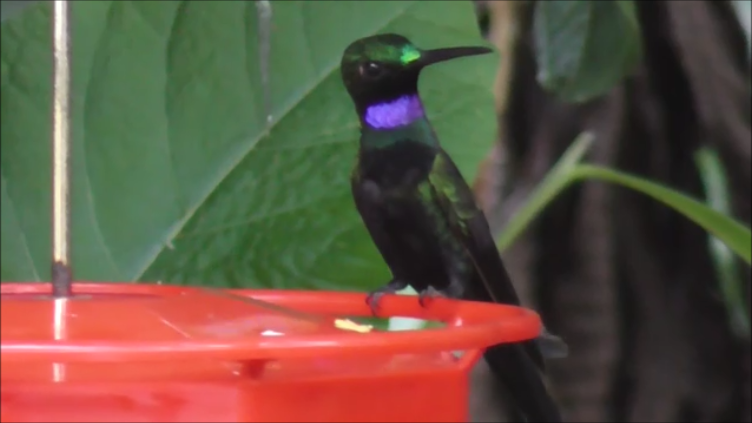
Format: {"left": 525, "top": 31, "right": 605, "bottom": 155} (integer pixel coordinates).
{"left": 341, "top": 34, "right": 567, "bottom": 422}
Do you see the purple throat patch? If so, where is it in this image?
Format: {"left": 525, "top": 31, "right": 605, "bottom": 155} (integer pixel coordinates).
{"left": 364, "top": 94, "right": 425, "bottom": 129}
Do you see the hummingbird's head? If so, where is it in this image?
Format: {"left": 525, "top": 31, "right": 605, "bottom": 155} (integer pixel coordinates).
{"left": 340, "top": 33, "right": 492, "bottom": 112}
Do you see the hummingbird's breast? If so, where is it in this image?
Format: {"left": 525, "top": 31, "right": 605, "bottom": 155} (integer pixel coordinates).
{"left": 358, "top": 139, "right": 436, "bottom": 193}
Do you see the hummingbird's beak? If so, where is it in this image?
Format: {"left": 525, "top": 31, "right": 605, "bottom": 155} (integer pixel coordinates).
{"left": 418, "top": 46, "right": 493, "bottom": 68}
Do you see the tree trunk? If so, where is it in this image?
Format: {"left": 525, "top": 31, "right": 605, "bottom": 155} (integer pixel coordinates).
{"left": 469, "top": 1, "right": 751, "bottom": 422}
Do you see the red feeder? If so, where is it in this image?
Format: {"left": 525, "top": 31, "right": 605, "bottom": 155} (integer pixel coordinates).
{"left": 1, "top": 282, "right": 541, "bottom": 422}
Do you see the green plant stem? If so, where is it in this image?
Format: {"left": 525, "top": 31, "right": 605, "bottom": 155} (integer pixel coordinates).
{"left": 496, "top": 132, "right": 595, "bottom": 251}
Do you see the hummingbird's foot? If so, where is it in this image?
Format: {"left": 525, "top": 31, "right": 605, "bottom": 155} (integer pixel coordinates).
{"left": 365, "top": 291, "right": 387, "bottom": 316}
{"left": 417, "top": 286, "right": 446, "bottom": 308}
{"left": 365, "top": 278, "right": 409, "bottom": 316}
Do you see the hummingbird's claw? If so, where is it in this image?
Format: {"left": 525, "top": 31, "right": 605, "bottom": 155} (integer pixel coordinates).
{"left": 366, "top": 278, "right": 409, "bottom": 316}
{"left": 365, "top": 291, "right": 385, "bottom": 316}
{"left": 417, "top": 286, "right": 444, "bottom": 308}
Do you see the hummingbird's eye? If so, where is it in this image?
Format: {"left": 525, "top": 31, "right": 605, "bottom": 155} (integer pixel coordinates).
{"left": 360, "top": 61, "right": 384, "bottom": 79}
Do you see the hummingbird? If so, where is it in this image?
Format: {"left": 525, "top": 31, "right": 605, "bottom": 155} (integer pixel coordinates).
{"left": 341, "top": 34, "right": 566, "bottom": 422}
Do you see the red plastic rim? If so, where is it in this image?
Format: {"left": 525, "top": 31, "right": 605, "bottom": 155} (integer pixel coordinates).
{"left": 0, "top": 282, "right": 541, "bottom": 363}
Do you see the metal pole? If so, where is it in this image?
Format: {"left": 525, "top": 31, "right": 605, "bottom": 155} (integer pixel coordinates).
{"left": 51, "top": 0, "right": 72, "bottom": 298}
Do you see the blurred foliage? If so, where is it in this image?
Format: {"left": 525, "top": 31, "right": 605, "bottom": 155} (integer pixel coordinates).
{"left": 732, "top": 0, "right": 751, "bottom": 62}
{"left": 695, "top": 147, "right": 749, "bottom": 337}
{"left": 532, "top": 1, "right": 642, "bottom": 103}
{"left": 504, "top": 0, "right": 751, "bottom": 335}
{"left": 495, "top": 133, "right": 750, "bottom": 288}
{"left": 499, "top": 133, "right": 752, "bottom": 331}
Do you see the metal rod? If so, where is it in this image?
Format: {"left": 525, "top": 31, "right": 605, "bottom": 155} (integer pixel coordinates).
{"left": 255, "top": 0, "right": 273, "bottom": 126}
{"left": 51, "top": 0, "right": 72, "bottom": 298}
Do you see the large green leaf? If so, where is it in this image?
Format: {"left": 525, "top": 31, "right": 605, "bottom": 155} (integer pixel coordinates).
{"left": 0, "top": 0, "right": 38, "bottom": 22}
{"left": 533, "top": 0, "right": 642, "bottom": 102}
{"left": 0, "top": 1, "right": 497, "bottom": 290}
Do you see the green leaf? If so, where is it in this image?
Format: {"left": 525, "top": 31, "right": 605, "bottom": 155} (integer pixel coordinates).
{"left": 533, "top": 0, "right": 642, "bottom": 102}
{"left": 497, "top": 136, "right": 750, "bottom": 271}
{"left": 694, "top": 147, "right": 749, "bottom": 337}
{"left": 732, "top": 0, "right": 751, "bottom": 64}
{"left": 572, "top": 165, "right": 752, "bottom": 265}
{"left": 0, "top": 0, "right": 38, "bottom": 22}
{"left": 0, "top": 1, "right": 497, "bottom": 291}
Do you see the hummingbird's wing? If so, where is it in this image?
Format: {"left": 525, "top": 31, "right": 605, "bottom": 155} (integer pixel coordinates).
{"left": 426, "top": 149, "right": 525, "bottom": 305}
{"left": 426, "top": 149, "right": 565, "bottom": 422}
{"left": 426, "top": 149, "right": 571, "bottom": 364}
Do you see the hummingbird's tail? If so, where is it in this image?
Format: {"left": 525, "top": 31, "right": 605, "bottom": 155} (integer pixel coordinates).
{"left": 459, "top": 214, "right": 565, "bottom": 421}
{"left": 459, "top": 210, "right": 568, "bottom": 367}
{"left": 484, "top": 343, "right": 564, "bottom": 422}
